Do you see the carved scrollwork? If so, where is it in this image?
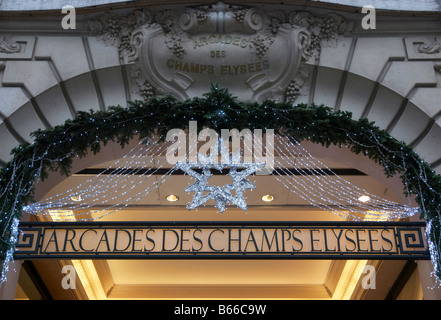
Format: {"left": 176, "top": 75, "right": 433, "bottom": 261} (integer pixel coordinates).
{"left": 178, "top": 8, "right": 209, "bottom": 32}
{"left": 418, "top": 36, "right": 441, "bottom": 54}
{"left": 178, "top": 9, "right": 199, "bottom": 31}
{"left": 0, "top": 36, "right": 21, "bottom": 54}
{"left": 241, "top": 8, "right": 264, "bottom": 32}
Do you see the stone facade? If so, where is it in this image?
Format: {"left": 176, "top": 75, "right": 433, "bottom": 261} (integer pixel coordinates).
{"left": 1, "top": 2, "right": 440, "bottom": 174}
{"left": 1, "top": 0, "right": 441, "bottom": 301}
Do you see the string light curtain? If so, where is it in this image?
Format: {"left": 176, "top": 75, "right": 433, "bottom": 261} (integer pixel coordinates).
{"left": 22, "top": 134, "right": 418, "bottom": 221}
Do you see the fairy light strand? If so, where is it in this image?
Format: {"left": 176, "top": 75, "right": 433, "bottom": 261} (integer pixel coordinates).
{"left": 23, "top": 134, "right": 195, "bottom": 221}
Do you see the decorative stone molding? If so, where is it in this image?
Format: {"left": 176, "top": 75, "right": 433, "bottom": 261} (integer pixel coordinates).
{"left": 284, "top": 65, "right": 312, "bottom": 103}
{"left": 0, "top": 36, "right": 21, "bottom": 54}
{"left": 0, "top": 36, "right": 35, "bottom": 60}
{"left": 88, "top": 10, "right": 153, "bottom": 59}
{"left": 418, "top": 36, "right": 441, "bottom": 54}
{"left": 89, "top": 3, "right": 350, "bottom": 103}
{"left": 405, "top": 36, "right": 441, "bottom": 61}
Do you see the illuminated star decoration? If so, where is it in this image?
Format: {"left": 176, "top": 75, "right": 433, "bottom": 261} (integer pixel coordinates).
{"left": 176, "top": 155, "right": 265, "bottom": 213}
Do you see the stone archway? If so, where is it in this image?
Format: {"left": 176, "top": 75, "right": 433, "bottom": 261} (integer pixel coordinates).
{"left": 1, "top": 1, "right": 441, "bottom": 300}
{"left": 0, "top": 86, "right": 434, "bottom": 298}
{"left": 21, "top": 132, "right": 425, "bottom": 300}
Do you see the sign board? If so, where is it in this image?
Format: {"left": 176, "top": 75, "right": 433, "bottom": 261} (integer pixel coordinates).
{"left": 15, "top": 221, "right": 429, "bottom": 260}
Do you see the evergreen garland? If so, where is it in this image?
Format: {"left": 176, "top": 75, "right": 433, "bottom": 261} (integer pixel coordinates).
{"left": 1, "top": 85, "right": 440, "bottom": 282}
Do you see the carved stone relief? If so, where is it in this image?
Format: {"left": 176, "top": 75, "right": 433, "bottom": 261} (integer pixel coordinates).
{"left": 405, "top": 36, "right": 441, "bottom": 61}
{"left": 0, "top": 36, "right": 35, "bottom": 60}
{"left": 89, "top": 3, "right": 351, "bottom": 103}
{"left": 418, "top": 36, "right": 441, "bottom": 54}
{"left": 0, "top": 36, "right": 21, "bottom": 54}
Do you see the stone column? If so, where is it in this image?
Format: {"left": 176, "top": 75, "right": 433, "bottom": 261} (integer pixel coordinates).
{"left": 0, "top": 261, "right": 21, "bottom": 300}
{"left": 417, "top": 260, "right": 441, "bottom": 300}
{"left": 410, "top": 215, "right": 441, "bottom": 299}
{"left": 0, "top": 213, "right": 28, "bottom": 300}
